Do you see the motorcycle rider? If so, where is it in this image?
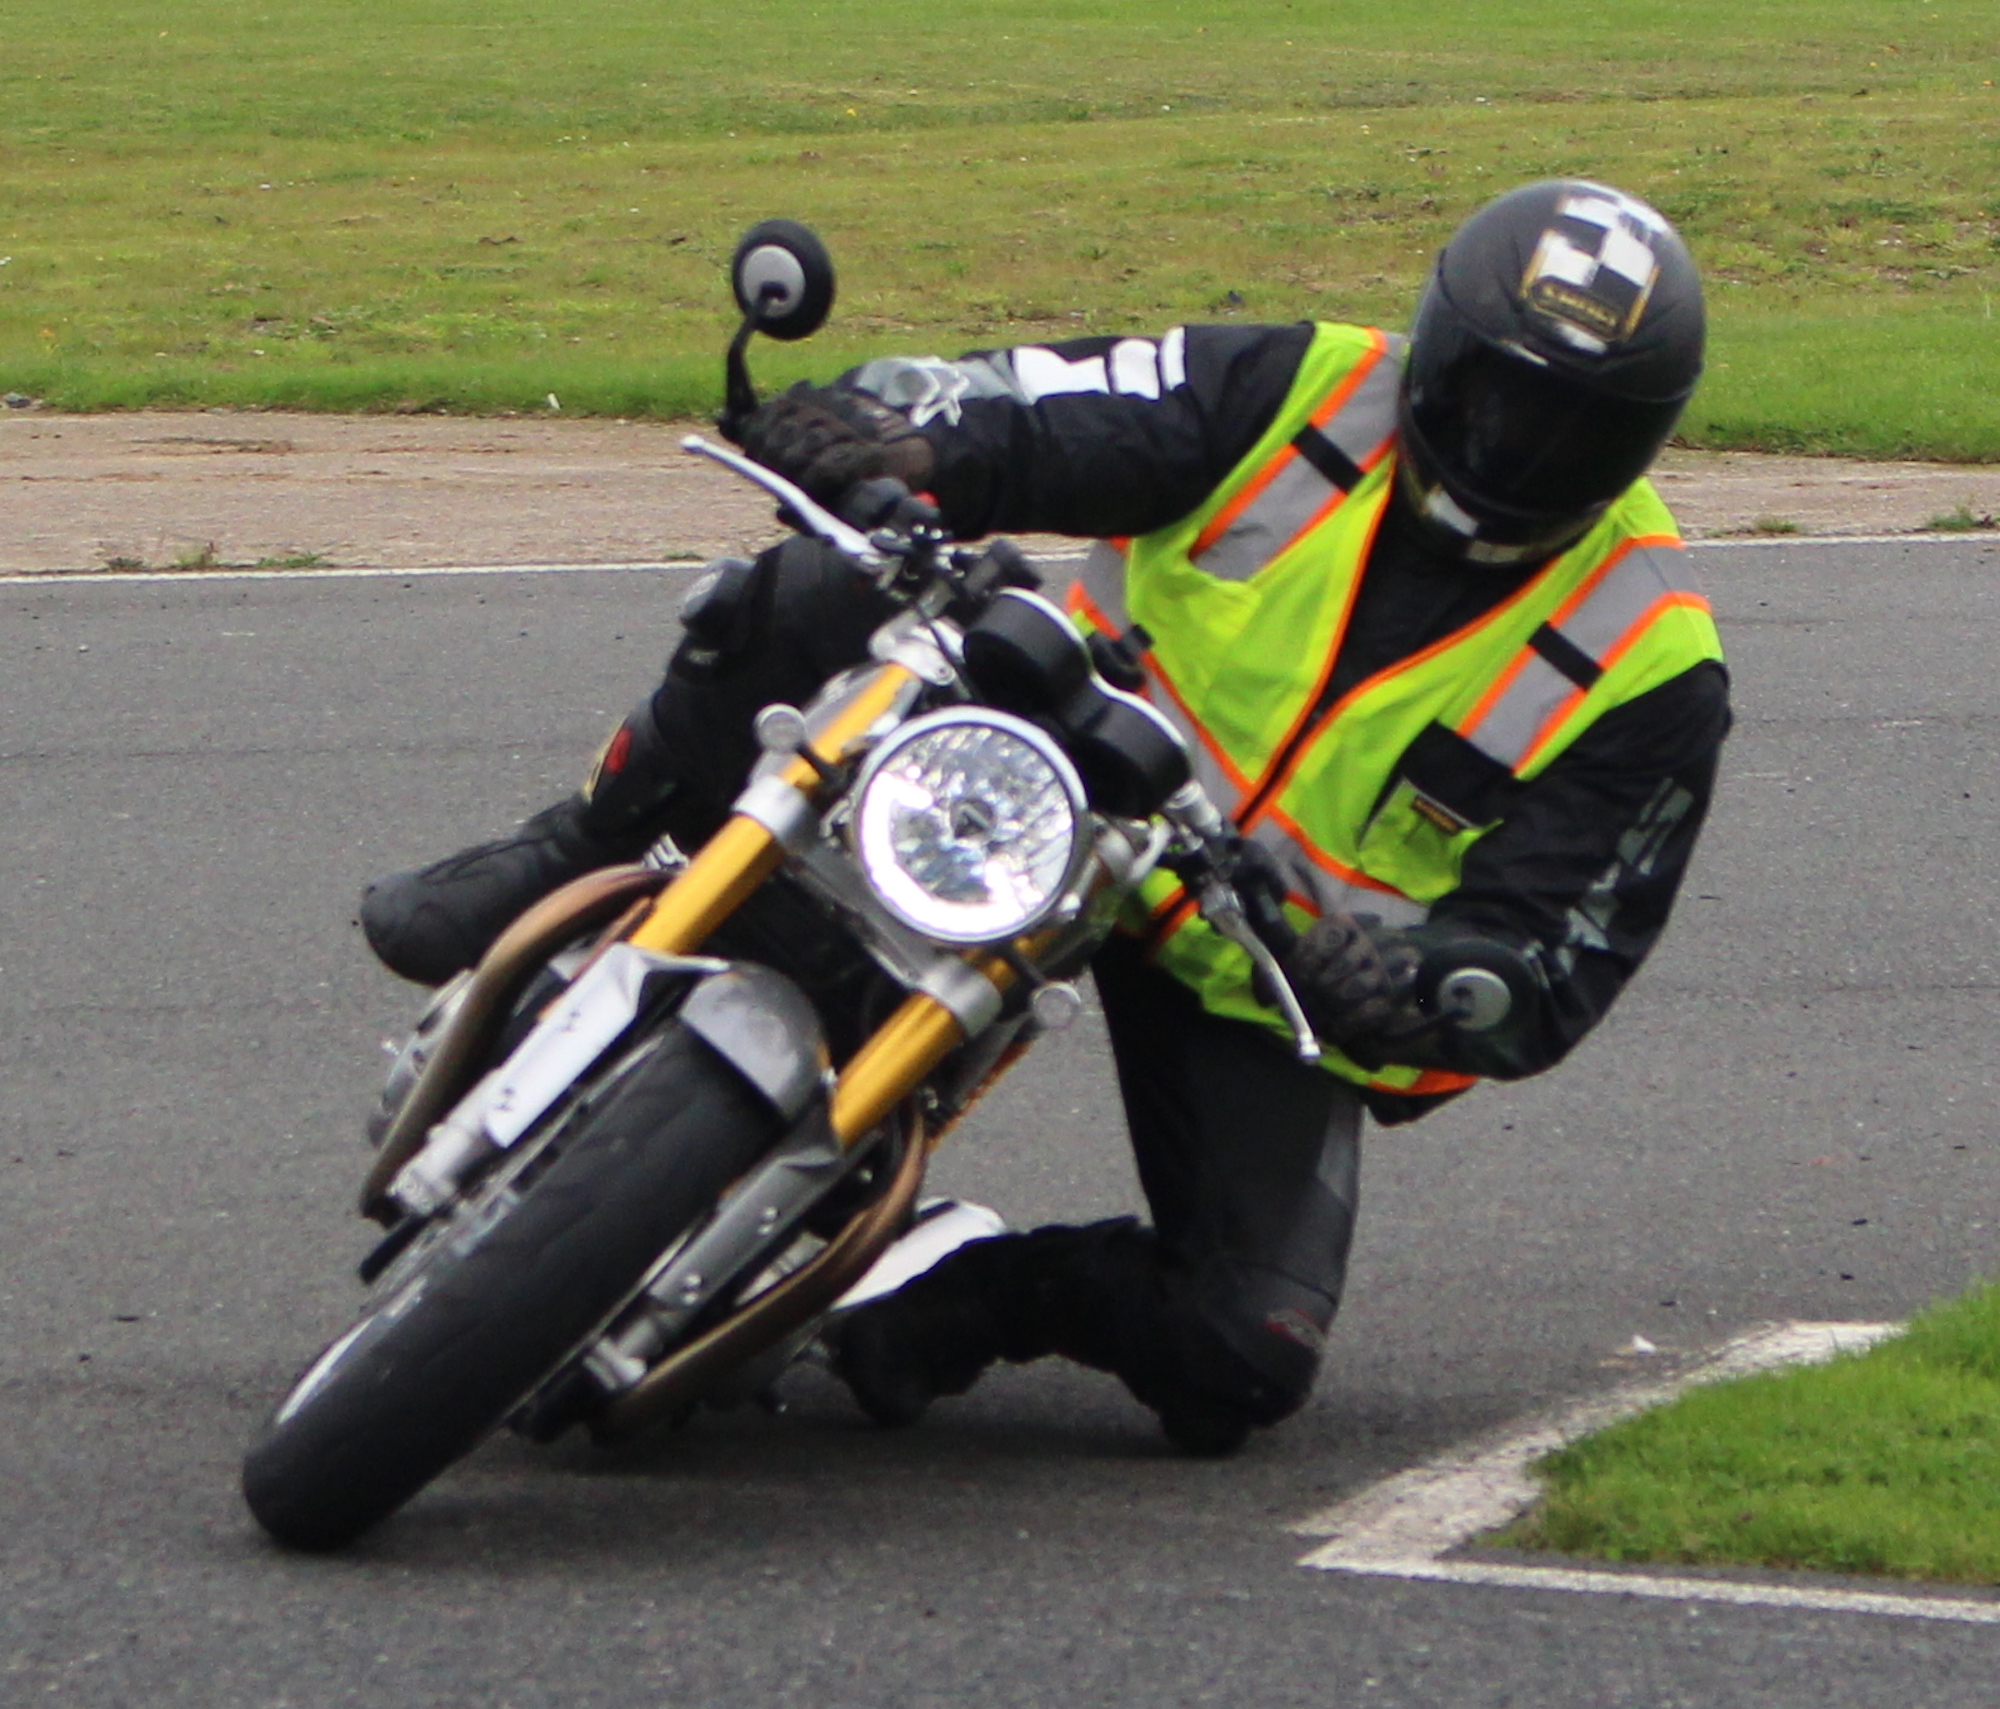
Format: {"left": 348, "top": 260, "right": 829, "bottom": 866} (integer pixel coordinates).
{"left": 360, "top": 180, "right": 1729, "bottom": 1454}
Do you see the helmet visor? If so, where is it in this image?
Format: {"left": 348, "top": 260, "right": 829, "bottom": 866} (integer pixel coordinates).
{"left": 1406, "top": 306, "right": 1686, "bottom": 528}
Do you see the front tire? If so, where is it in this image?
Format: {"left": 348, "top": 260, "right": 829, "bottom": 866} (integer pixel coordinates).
{"left": 243, "top": 1024, "right": 779, "bottom": 1550}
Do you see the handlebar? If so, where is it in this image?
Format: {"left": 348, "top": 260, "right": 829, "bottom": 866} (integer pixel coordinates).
{"left": 837, "top": 476, "right": 946, "bottom": 541}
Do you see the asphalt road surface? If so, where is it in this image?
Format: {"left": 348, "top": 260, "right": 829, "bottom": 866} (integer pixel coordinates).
{"left": 2, "top": 539, "right": 1998, "bottom": 1706}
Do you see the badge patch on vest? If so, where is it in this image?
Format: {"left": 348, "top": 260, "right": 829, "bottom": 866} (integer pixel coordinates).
{"left": 1410, "top": 789, "right": 1474, "bottom": 835}
{"left": 1521, "top": 189, "right": 1666, "bottom": 354}
{"left": 1377, "top": 722, "right": 1522, "bottom": 833}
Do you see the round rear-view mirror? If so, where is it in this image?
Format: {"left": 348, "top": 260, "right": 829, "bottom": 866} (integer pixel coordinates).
{"left": 730, "top": 219, "right": 835, "bottom": 341}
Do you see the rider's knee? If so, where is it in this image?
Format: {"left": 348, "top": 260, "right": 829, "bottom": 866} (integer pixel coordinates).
{"left": 666, "top": 535, "right": 898, "bottom": 687}
{"left": 1174, "top": 1261, "right": 1339, "bottom": 1427}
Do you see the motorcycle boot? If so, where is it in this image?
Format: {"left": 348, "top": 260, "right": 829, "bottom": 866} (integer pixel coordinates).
{"left": 831, "top": 1218, "right": 1333, "bottom": 1455}
{"left": 359, "top": 698, "right": 684, "bottom": 986}
{"left": 830, "top": 1286, "right": 998, "bottom": 1429}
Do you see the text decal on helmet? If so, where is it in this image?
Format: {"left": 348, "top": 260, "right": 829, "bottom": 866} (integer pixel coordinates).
{"left": 1520, "top": 191, "right": 1664, "bottom": 354}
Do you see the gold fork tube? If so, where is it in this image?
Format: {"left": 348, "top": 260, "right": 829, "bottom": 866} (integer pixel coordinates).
{"left": 829, "top": 997, "right": 966, "bottom": 1147}
{"left": 625, "top": 661, "right": 918, "bottom": 957}
{"left": 626, "top": 816, "right": 786, "bottom": 955}
{"left": 830, "top": 954, "right": 1016, "bottom": 1148}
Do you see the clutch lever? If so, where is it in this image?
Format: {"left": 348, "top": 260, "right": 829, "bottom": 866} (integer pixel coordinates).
{"left": 1162, "top": 783, "right": 1321, "bottom": 1064}
{"left": 681, "top": 434, "right": 883, "bottom": 563}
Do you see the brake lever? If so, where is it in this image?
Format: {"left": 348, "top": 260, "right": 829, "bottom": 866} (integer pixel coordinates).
{"left": 1195, "top": 877, "right": 1321, "bottom": 1064}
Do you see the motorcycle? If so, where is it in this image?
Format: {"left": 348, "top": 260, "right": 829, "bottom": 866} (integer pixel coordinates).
{"left": 242, "top": 220, "right": 1518, "bottom": 1550}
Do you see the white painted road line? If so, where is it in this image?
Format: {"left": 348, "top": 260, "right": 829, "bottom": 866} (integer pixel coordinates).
{"left": 1292, "top": 1322, "right": 1900, "bottom": 1558}
{"left": 1, "top": 533, "right": 1993, "bottom": 588}
{"left": 1288, "top": 1321, "right": 2000, "bottom": 1625}
{"left": 1692, "top": 530, "right": 2000, "bottom": 550}
{"left": 0, "top": 560, "right": 700, "bottom": 588}
{"left": 1312, "top": 1557, "right": 2000, "bottom": 1626}
{"left": 0, "top": 551, "right": 1101, "bottom": 589}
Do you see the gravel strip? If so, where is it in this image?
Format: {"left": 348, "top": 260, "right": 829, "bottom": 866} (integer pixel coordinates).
{"left": 2, "top": 411, "right": 1996, "bottom": 576}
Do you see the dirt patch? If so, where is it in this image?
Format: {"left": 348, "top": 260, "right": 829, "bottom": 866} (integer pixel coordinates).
{"left": 3, "top": 410, "right": 1997, "bottom": 576}
{"left": 0, "top": 412, "right": 776, "bottom": 574}
{"left": 1649, "top": 448, "right": 1999, "bottom": 543}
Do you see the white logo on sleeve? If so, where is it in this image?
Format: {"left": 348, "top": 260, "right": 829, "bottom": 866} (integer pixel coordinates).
{"left": 1009, "top": 332, "right": 1190, "bottom": 403}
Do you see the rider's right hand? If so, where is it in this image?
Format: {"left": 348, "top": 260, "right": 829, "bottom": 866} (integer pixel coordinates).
{"left": 737, "top": 383, "right": 934, "bottom": 514}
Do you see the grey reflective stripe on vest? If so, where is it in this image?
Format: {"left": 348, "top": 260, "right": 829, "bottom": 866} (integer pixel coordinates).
{"left": 1246, "top": 821, "right": 1431, "bottom": 929}
{"left": 1190, "top": 338, "right": 1405, "bottom": 584}
{"left": 1462, "top": 542, "right": 1694, "bottom": 770}
{"left": 1074, "top": 539, "right": 1133, "bottom": 633}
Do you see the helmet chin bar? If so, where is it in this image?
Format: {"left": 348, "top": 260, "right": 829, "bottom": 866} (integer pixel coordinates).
{"left": 1394, "top": 454, "right": 1598, "bottom": 570}
{"left": 1460, "top": 529, "right": 1587, "bottom": 569}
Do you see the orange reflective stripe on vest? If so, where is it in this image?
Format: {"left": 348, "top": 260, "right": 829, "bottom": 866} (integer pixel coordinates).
{"left": 1187, "top": 332, "right": 1404, "bottom": 584}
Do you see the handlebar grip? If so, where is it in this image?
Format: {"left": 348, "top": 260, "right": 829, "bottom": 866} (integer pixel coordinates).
{"left": 839, "top": 477, "right": 944, "bottom": 537}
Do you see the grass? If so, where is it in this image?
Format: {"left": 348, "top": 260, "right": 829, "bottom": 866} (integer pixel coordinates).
{"left": 93, "top": 547, "right": 330, "bottom": 573}
{"left": 1, "top": 1, "right": 1997, "bottom": 455}
{"left": 1928, "top": 503, "right": 1999, "bottom": 530}
{"left": 1503, "top": 1280, "right": 2000, "bottom": 1583}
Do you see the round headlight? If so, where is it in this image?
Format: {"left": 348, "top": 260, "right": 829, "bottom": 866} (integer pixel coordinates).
{"left": 851, "top": 710, "right": 1088, "bottom": 945}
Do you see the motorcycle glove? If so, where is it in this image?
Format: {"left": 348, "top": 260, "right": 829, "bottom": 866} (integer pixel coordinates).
{"left": 1223, "top": 836, "right": 1296, "bottom": 951}
{"left": 1284, "top": 911, "right": 1425, "bottom": 1055}
{"left": 1287, "top": 913, "right": 1548, "bottom": 1076}
{"left": 736, "top": 383, "right": 935, "bottom": 514}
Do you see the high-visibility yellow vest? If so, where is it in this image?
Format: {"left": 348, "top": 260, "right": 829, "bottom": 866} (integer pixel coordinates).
{"left": 1067, "top": 322, "right": 1723, "bottom": 1099}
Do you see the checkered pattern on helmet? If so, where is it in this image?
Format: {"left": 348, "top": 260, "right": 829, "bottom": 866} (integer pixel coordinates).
{"left": 1519, "top": 187, "right": 1667, "bottom": 353}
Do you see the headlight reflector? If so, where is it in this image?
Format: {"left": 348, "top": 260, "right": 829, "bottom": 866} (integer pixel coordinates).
{"left": 851, "top": 711, "right": 1087, "bottom": 944}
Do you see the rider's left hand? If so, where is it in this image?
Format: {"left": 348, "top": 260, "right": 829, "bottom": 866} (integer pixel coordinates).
{"left": 1284, "top": 911, "right": 1422, "bottom": 1052}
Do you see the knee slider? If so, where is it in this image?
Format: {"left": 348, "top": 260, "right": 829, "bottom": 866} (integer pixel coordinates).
{"left": 1177, "top": 1262, "right": 1337, "bottom": 1427}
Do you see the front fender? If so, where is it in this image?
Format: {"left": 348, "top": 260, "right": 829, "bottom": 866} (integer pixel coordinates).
{"left": 678, "top": 963, "right": 832, "bottom": 1125}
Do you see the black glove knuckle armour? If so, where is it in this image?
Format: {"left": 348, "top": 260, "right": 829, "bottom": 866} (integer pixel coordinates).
{"left": 748, "top": 394, "right": 896, "bottom": 508}
{"left": 1289, "top": 911, "right": 1412, "bottom": 1048}
{"left": 739, "top": 384, "right": 921, "bottom": 510}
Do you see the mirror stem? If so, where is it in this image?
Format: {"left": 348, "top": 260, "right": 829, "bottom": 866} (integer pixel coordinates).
{"left": 719, "top": 312, "right": 761, "bottom": 442}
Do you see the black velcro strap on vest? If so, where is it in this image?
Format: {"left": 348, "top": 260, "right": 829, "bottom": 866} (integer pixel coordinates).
{"left": 1291, "top": 424, "right": 1364, "bottom": 494}
{"left": 1371, "top": 721, "right": 1523, "bottom": 831}
{"left": 1528, "top": 622, "right": 1604, "bottom": 691}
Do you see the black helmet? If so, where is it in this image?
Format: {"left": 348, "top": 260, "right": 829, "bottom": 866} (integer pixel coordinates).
{"left": 1397, "top": 180, "right": 1705, "bottom": 566}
